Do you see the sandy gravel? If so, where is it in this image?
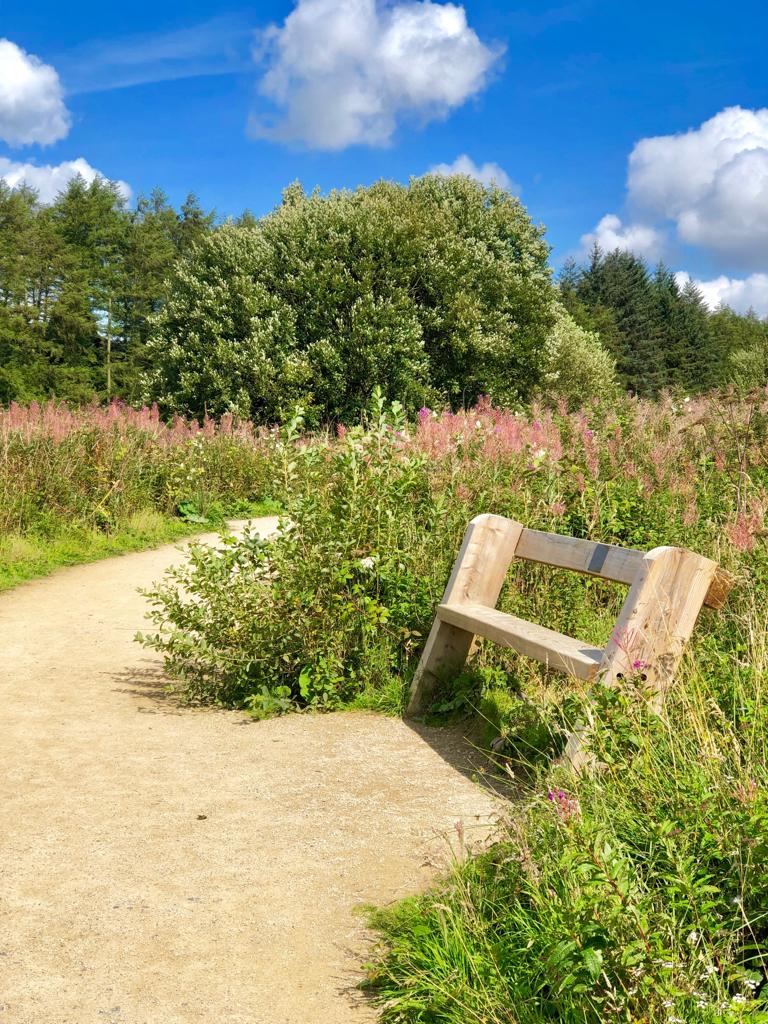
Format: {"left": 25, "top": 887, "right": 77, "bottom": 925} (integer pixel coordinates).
{"left": 1, "top": 519, "right": 499, "bottom": 1024}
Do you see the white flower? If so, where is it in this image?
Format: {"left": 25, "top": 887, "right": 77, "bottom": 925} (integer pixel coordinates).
{"left": 684, "top": 396, "right": 691, "bottom": 403}
{"left": 475, "top": 419, "right": 482, "bottom": 428}
{"left": 359, "top": 556, "right": 375, "bottom": 570}
{"left": 687, "top": 930, "right": 699, "bottom": 945}
{"left": 732, "top": 994, "right": 747, "bottom": 1004}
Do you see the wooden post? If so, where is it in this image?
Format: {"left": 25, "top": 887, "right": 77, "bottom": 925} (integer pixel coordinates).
{"left": 407, "top": 514, "right": 523, "bottom": 715}
{"left": 565, "top": 545, "right": 719, "bottom": 767}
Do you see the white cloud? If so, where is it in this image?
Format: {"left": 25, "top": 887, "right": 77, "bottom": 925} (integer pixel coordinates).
{"left": 580, "top": 213, "right": 665, "bottom": 261}
{"left": 428, "top": 154, "right": 516, "bottom": 191}
{"left": 628, "top": 106, "right": 768, "bottom": 269}
{"left": 675, "top": 271, "right": 768, "bottom": 317}
{"left": 0, "top": 38, "right": 70, "bottom": 146}
{"left": 0, "top": 156, "right": 131, "bottom": 204}
{"left": 251, "top": 0, "right": 501, "bottom": 149}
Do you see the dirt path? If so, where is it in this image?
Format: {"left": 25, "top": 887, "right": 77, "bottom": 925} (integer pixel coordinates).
{"left": 1, "top": 519, "right": 499, "bottom": 1024}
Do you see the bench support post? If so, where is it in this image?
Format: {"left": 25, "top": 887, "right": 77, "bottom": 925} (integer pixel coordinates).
{"left": 565, "top": 545, "right": 719, "bottom": 768}
{"left": 407, "top": 514, "right": 523, "bottom": 715}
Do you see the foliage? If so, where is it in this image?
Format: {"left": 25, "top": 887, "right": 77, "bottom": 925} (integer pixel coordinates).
{"left": 0, "top": 399, "right": 280, "bottom": 584}
{"left": 541, "top": 305, "right": 618, "bottom": 408}
{"left": 3, "top": 173, "right": 764, "bottom": 418}
{"left": 559, "top": 248, "right": 768, "bottom": 397}
{"left": 0, "top": 177, "right": 215, "bottom": 406}
{"left": 139, "top": 392, "right": 449, "bottom": 707}
{"left": 144, "top": 176, "right": 556, "bottom": 423}
{"left": 0, "top": 511, "right": 200, "bottom": 592}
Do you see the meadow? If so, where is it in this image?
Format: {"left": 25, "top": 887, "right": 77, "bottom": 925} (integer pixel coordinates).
{"left": 3, "top": 387, "right": 767, "bottom": 1021}
{"left": 0, "top": 399, "right": 280, "bottom": 589}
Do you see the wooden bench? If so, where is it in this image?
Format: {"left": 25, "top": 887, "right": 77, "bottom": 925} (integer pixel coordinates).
{"left": 407, "top": 515, "right": 732, "bottom": 756}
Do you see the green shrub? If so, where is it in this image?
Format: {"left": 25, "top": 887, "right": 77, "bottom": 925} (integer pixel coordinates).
{"left": 541, "top": 305, "right": 619, "bottom": 409}
{"left": 139, "top": 394, "right": 457, "bottom": 708}
{"left": 144, "top": 176, "right": 556, "bottom": 423}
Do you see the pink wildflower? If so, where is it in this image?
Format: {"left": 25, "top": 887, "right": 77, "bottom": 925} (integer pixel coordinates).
{"left": 547, "top": 789, "right": 580, "bottom": 823}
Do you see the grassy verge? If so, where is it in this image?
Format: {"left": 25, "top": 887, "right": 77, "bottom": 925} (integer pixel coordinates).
{"left": 0, "top": 499, "right": 282, "bottom": 593}
{"left": 363, "top": 643, "right": 768, "bottom": 1023}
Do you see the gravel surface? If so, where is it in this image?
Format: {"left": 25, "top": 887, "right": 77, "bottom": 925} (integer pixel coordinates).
{"left": 1, "top": 519, "right": 498, "bottom": 1024}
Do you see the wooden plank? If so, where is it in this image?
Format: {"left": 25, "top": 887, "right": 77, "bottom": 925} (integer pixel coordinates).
{"left": 406, "top": 515, "right": 524, "bottom": 715}
{"left": 514, "top": 526, "right": 727, "bottom": 609}
{"left": 567, "top": 544, "right": 719, "bottom": 769}
{"left": 515, "top": 527, "right": 644, "bottom": 585}
{"left": 704, "top": 566, "right": 734, "bottom": 610}
{"left": 437, "top": 602, "right": 603, "bottom": 680}
{"left": 599, "top": 545, "right": 718, "bottom": 696}
{"left": 442, "top": 514, "right": 525, "bottom": 608}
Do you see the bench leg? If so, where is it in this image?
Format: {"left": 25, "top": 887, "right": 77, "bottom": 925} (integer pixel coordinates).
{"left": 407, "top": 514, "right": 523, "bottom": 716}
{"left": 406, "top": 620, "right": 477, "bottom": 715}
{"left": 566, "top": 545, "right": 718, "bottom": 769}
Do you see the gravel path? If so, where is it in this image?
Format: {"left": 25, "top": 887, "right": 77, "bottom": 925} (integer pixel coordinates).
{"left": 1, "top": 519, "right": 498, "bottom": 1024}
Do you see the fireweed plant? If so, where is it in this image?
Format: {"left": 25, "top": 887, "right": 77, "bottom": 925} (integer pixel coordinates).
{"left": 138, "top": 386, "right": 764, "bottom": 1020}
{"left": 0, "top": 400, "right": 282, "bottom": 585}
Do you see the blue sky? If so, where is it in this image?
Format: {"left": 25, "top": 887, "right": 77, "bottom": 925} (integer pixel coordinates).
{"left": 2, "top": 0, "right": 767, "bottom": 311}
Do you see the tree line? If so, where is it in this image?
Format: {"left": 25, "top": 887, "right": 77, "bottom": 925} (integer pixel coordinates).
{"left": 559, "top": 247, "right": 768, "bottom": 397}
{"left": 0, "top": 177, "right": 218, "bottom": 404}
{"left": 0, "top": 173, "right": 765, "bottom": 414}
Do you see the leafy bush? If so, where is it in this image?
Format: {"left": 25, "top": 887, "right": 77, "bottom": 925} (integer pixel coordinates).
{"left": 144, "top": 176, "right": 556, "bottom": 423}
{"left": 542, "top": 305, "right": 618, "bottom": 409}
{"left": 139, "top": 394, "right": 457, "bottom": 709}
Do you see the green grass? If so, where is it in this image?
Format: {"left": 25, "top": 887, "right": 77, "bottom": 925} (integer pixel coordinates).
{"left": 0, "top": 499, "right": 283, "bottom": 592}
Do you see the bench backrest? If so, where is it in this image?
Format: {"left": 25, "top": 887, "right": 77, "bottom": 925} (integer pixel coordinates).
{"left": 513, "top": 525, "right": 730, "bottom": 609}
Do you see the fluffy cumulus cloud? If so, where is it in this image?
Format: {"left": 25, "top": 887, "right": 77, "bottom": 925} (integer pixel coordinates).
{"left": 580, "top": 213, "right": 665, "bottom": 261}
{"left": 0, "top": 38, "right": 70, "bottom": 146}
{"left": 0, "top": 156, "right": 131, "bottom": 204}
{"left": 251, "top": 0, "right": 501, "bottom": 149}
{"left": 628, "top": 106, "right": 768, "bottom": 269}
{"left": 428, "top": 154, "right": 516, "bottom": 191}
{"left": 675, "top": 271, "right": 768, "bottom": 318}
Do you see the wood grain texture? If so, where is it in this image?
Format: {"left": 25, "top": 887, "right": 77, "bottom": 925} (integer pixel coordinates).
{"left": 515, "top": 527, "right": 728, "bottom": 609}
{"left": 437, "top": 603, "right": 603, "bottom": 680}
{"left": 407, "top": 515, "right": 523, "bottom": 715}
{"left": 566, "top": 545, "right": 720, "bottom": 769}
{"left": 515, "top": 527, "right": 643, "bottom": 586}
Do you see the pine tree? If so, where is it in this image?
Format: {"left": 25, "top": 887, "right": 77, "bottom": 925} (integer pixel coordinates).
{"left": 577, "top": 248, "right": 664, "bottom": 395}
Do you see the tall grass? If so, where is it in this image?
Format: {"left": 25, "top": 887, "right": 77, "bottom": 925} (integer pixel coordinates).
{"left": 0, "top": 399, "right": 281, "bottom": 586}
